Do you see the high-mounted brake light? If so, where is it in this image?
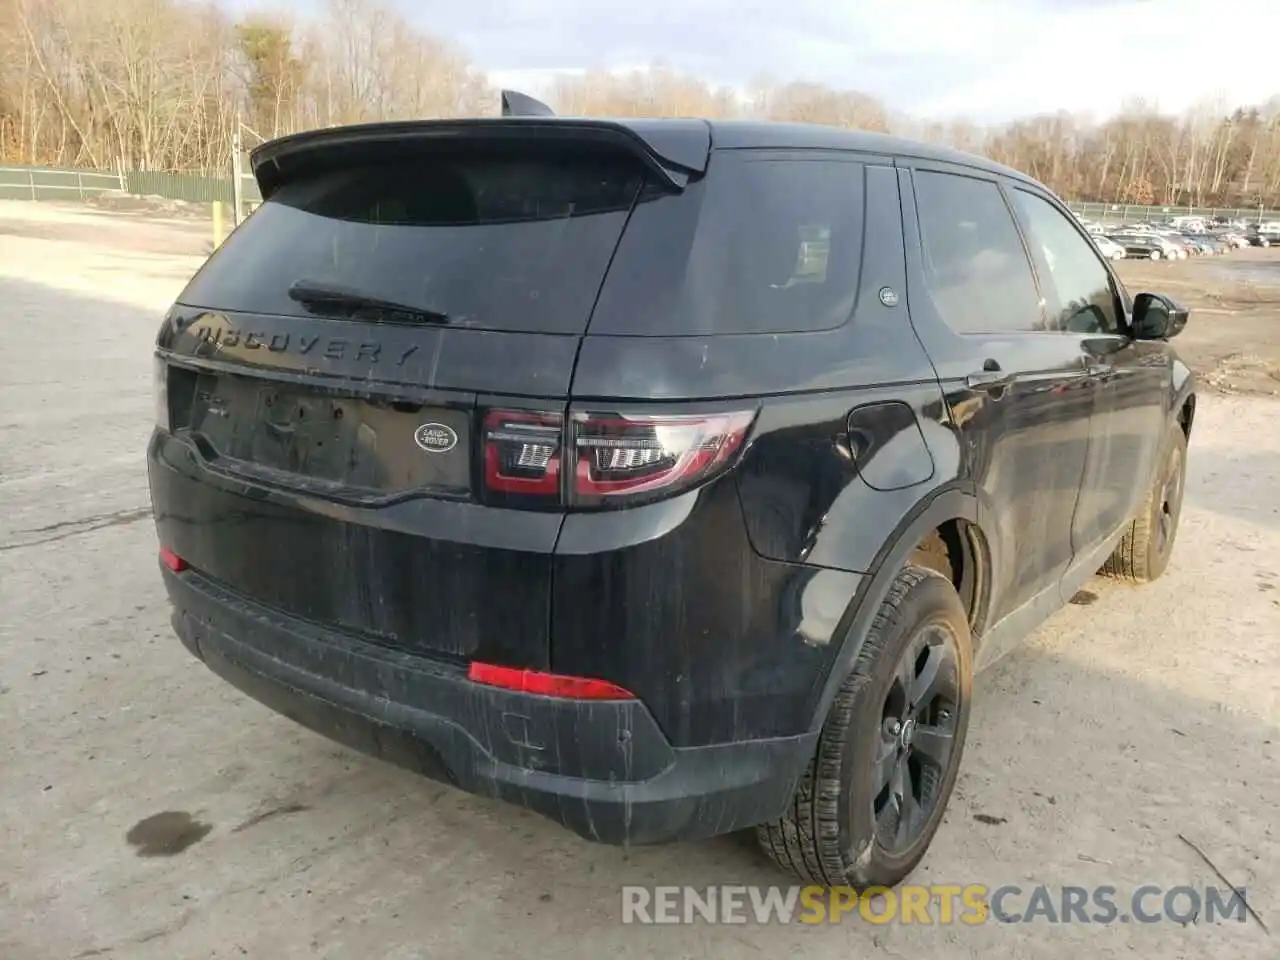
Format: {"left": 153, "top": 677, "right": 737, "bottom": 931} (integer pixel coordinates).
{"left": 468, "top": 662, "right": 635, "bottom": 700}
{"left": 569, "top": 410, "right": 756, "bottom": 506}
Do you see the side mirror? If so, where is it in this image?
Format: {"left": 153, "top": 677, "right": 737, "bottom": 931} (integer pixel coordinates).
{"left": 1131, "top": 292, "right": 1189, "bottom": 340}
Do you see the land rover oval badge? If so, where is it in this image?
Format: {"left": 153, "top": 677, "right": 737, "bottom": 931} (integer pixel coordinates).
{"left": 414, "top": 422, "right": 458, "bottom": 454}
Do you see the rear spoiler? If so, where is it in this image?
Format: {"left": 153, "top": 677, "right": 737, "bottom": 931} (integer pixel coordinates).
{"left": 250, "top": 116, "right": 711, "bottom": 199}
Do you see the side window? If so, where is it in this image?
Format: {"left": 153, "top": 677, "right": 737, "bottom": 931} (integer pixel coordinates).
{"left": 591, "top": 152, "right": 866, "bottom": 336}
{"left": 1012, "top": 189, "right": 1121, "bottom": 335}
{"left": 913, "top": 170, "right": 1044, "bottom": 335}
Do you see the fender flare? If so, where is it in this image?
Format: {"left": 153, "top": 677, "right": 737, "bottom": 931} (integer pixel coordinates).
{"left": 1170, "top": 370, "right": 1196, "bottom": 436}
{"left": 808, "top": 482, "right": 984, "bottom": 731}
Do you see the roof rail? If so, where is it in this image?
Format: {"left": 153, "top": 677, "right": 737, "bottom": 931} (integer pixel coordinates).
{"left": 500, "top": 89, "right": 556, "bottom": 118}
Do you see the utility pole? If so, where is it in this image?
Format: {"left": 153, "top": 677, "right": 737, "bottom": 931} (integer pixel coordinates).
{"left": 231, "top": 115, "right": 244, "bottom": 228}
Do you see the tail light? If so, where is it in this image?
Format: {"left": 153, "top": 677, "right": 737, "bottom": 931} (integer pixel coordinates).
{"left": 153, "top": 355, "right": 169, "bottom": 431}
{"left": 569, "top": 410, "right": 755, "bottom": 507}
{"left": 481, "top": 407, "right": 755, "bottom": 509}
{"left": 483, "top": 410, "right": 563, "bottom": 501}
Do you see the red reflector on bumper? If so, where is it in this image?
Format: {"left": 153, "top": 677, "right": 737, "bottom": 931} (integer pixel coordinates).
{"left": 159, "top": 547, "right": 188, "bottom": 572}
{"left": 468, "top": 663, "right": 635, "bottom": 700}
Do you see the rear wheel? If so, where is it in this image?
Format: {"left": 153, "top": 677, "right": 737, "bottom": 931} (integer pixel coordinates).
{"left": 1101, "top": 425, "right": 1187, "bottom": 584}
{"left": 1149, "top": 249, "right": 1162, "bottom": 260}
{"left": 756, "top": 566, "right": 972, "bottom": 887}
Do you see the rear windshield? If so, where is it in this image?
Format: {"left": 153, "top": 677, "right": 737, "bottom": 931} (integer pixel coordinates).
{"left": 590, "top": 151, "right": 866, "bottom": 336}
{"left": 178, "top": 145, "right": 645, "bottom": 335}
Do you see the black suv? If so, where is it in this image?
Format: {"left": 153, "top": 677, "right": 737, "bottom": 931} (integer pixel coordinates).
{"left": 148, "top": 101, "right": 1195, "bottom": 889}
{"left": 1246, "top": 225, "right": 1280, "bottom": 247}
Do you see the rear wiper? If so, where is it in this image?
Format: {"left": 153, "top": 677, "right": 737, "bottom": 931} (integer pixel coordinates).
{"left": 287, "top": 279, "right": 451, "bottom": 324}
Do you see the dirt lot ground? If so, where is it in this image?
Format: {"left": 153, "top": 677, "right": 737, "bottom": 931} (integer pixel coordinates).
{"left": 1116, "top": 250, "right": 1280, "bottom": 397}
{"left": 1, "top": 200, "right": 1277, "bottom": 959}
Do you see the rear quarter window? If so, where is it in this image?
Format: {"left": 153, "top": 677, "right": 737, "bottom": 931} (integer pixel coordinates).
{"left": 589, "top": 151, "right": 865, "bottom": 336}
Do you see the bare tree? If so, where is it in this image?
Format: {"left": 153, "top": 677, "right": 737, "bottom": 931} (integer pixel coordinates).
{"left": 3, "top": 0, "right": 1280, "bottom": 208}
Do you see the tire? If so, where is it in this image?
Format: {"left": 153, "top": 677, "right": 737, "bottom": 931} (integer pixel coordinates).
{"left": 757, "top": 566, "right": 973, "bottom": 888}
{"left": 1149, "top": 249, "right": 1162, "bottom": 260}
{"left": 1100, "top": 425, "right": 1187, "bottom": 584}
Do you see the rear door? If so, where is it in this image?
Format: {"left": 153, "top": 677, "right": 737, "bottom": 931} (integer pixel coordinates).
{"left": 899, "top": 165, "right": 1095, "bottom": 637}
{"left": 152, "top": 131, "right": 658, "bottom": 668}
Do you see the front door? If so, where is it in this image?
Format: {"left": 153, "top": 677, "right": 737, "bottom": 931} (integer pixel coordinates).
{"left": 899, "top": 165, "right": 1096, "bottom": 640}
{"left": 1006, "top": 187, "right": 1169, "bottom": 554}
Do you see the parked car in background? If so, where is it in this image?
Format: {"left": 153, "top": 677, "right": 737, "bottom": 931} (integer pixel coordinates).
{"left": 1215, "top": 232, "right": 1249, "bottom": 249}
{"left": 1179, "top": 235, "right": 1219, "bottom": 256}
{"left": 147, "top": 102, "right": 1196, "bottom": 889}
{"left": 1246, "top": 226, "right": 1279, "bottom": 247}
{"left": 1128, "top": 225, "right": 1185, "bottom": 255}
{"left": 1092, "top": 234, "right": 1127, "bottom": 260}
{"left": 1157, "top": 232, "right": 1193, "bottom": 258}
{"left": 1108, "top": 232, "right": 1180, "bottom": 260}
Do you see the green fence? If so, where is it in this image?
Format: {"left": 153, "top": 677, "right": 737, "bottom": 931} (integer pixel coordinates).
{"left": 1064, "top": 200, "right": 1280, "bottom": 224}
{"left": 2, "top": 162, "right": 261, "bottom": 217}
{"left": 7, "top": 162, "right": 1280, "bottom": 228}
{"left": 125, "top": 170, "right": 236, "bottom": 204}
{"left": 0, "top": 165, "right": 125, "bottom": 201}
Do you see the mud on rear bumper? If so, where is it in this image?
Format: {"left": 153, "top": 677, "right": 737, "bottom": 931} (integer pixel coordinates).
{"left": 163, "top": 566, "right": 814, "bottom": 846}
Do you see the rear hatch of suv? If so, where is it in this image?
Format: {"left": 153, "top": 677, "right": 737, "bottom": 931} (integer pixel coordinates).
{"left": 150, "top": 119, "right": 708, "bottom": 668}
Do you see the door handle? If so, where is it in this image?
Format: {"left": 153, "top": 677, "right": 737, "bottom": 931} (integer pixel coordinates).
{"left": 1078, "top": 355, "right": 1113, "bottom": 377}
{"left": 965, "top": 359, "right": 1010, "bottom": 391}
{"left": 965, "top": 370, "right": 1010, "bottom": 388}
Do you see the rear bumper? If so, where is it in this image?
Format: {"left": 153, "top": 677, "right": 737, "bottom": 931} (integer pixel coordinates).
{"left": 164, "top": 566, "right": 814, "bottom": 845}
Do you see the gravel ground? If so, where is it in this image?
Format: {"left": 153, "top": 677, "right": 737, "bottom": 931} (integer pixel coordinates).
{"left": 1, "top": 200, "right": 1277, "bottom": 959}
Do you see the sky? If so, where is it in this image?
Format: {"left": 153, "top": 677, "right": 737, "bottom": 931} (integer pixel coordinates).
{"left": 243, "top": 0, "right": 1280, "bottom": 122}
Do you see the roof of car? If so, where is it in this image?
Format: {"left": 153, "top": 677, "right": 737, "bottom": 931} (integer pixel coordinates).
{"left": 252, "top": 116, "right": 1040, "bottom": 197}
{"left": 698, "top": 119, "right": 1035, "bottom": 181}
